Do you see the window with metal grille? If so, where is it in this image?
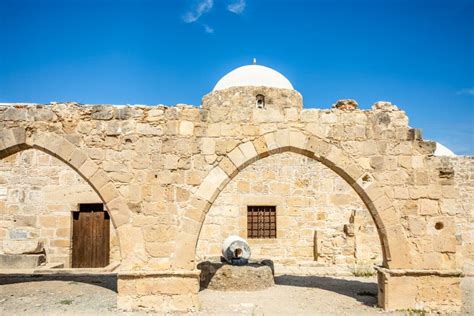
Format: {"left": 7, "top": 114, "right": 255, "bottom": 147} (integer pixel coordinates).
{"left": 247, "top": 206, "right": 276, "bottom": 238}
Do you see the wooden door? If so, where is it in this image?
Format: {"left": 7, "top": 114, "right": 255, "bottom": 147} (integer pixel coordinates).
{"left": 72, "top": 203, "right": 110, "bottom": 268}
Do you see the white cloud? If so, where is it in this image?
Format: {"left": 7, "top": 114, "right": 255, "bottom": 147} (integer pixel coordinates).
{"left": 227, "top": 0, "right": 246, "bottom": 14}
{"left": 183, "top": 0, "right": 214, "bottom": 23}
{"left": 457, "top": 88, "right": 474, "bottom": 96}
{"left": 204, "top": 24, "right": 214, "bottom": 33}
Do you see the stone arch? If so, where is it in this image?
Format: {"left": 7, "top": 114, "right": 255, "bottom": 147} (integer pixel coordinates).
{"left": 174, "top": 129, "right": 411, "bottom": 270}
{"left": 0, "top": 127, "right": 141, "bottom": 266}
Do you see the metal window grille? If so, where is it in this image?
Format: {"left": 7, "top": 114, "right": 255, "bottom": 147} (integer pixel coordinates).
{"left": 247, "top": 205, "right": 276, "bottom": 238}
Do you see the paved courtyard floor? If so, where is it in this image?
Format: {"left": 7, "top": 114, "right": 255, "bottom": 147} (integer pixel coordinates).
{"left": 0, "top": 274, "right": 471, "bottom": 315}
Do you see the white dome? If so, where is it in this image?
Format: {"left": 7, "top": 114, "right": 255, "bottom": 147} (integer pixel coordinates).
{"left": 434, "top": 142, "right": 457, "bottom": 157}
{"left": 213, "top": 64, "right": 294, "bottom": 91}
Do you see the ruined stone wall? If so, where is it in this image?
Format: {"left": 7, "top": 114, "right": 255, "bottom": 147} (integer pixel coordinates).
{"left": 0, "top": 86, "right": 470, "bottom": 311}
{"left": 0, "top": 149, "right": 120, "bottom": 267}
{"left": 197, "top": 151, "right": 382, "bottom": 269}
{"left": 450, "top": 157, "right": 474, "bottom": 274}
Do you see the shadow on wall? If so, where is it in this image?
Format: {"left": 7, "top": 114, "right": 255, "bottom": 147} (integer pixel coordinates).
{"left": 275, "top": 275, "right": 378, "bottom": 307}
{"left": 0, "top": 274, "right": 117, "bottom": 292}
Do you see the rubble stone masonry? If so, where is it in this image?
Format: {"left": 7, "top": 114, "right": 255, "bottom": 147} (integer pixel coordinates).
{"left": 0, "top": 85, "right": 472, "bottom": 312}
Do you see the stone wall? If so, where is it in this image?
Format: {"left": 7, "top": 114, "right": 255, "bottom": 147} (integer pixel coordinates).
{"left": 0, "top": 149, "right": 120, "bottom": 267}
{"left": 450, "top": 157, "right": 474, "bottom": 274}
{"left": 197, "top": 151, "right": 382, "bottom": 270}
{"left": 0, "top": 86, "right": 471, "bottom": 312}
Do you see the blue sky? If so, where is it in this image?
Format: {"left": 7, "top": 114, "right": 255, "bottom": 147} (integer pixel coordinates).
{"left": 1, "top": 0, "right": 473, "bottom": 154}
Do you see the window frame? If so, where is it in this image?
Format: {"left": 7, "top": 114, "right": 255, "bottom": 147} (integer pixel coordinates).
{"left": 247, "top": 205, "right": 277, "bottom": 239}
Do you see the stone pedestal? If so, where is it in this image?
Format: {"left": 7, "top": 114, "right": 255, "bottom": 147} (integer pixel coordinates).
{"left": 377, "top": 267, "right": 462, "bottom": 312}
{"left": 198, "top": 261, "right": 274, "bottom": 291}
{"left": 117, "top": 270, "right": 200, "bottom": 312}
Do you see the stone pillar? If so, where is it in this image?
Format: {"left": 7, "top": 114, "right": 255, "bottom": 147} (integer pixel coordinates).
{"left": 377, "top": 267, "right": 462, "bottom": 312}
{"left": 117, "top": 271, "right": 201, "bottom": 312}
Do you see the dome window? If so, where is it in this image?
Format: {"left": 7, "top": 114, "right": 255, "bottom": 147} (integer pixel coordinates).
{"left": 256, "top": 94, "right": 265, "bottom": 109}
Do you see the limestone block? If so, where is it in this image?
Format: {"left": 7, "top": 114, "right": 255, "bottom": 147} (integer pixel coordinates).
{"left": 90, "top": 170, "right": 110, "bottom": 191}
{"left": 324, "top": 146, "right": 344, "bottom": 168}
{"left": 68, "top": 149, "right": 88, "bottom": 169}
{"left": 284, "top": 108, "right": 298, "bottom": 121}
{"left": 0, "top": 253, "right": 46, "bottom": 268}
{"left": 137, "top": 123, "right": 164, "bottom": 136}
{"left": 171, "top": 232, "right": 199, "bottom": 270}
{"left": 147, "top": 108, "right": 164, "bottom": 121}
{"left": 200, "top": 262, "right": 274, "bottom": 291}
{"left": 103, "top": 161, "right": 126, "bottom": 172}
{"left": 100, "top": 182, "right": 119, "bottom": 203}
{"left": 4, "top": 107, "right": 27, "bottom": 121}
{"left": 2, "top": 240, "right": 44, "bottom": 255}
{"left": 8, "top": 228, "right": 28, "bottom": 239}
{"left": 218, "top": 157, "right": 237, "bottom": 178}
{"left": 38, "top": 215, "right": 57, "bottom": 227}
{"left": 273, "top": 129, "right": 290, "bottom": 148}
{"left": 252, "top": 136, "right": 269, "bottom": 156}
{"left": 163, "top": 154, "right": 179, "bottom": 170}
{"left": 0, "top": 128, "right": 24, "bottom": 151}
{"left": 78, "top": 160, "right": 99, "bottom": 179}
{"left": 107, "top": 198, "right": 131, "bottom": 227}
{"left": 42, "top": 185, "right": 98, "bottom": 204}
{"left": 373, "top": 194, "right": 392, "bottom": 212}
{"left": 263, "top": 133, "right": 278, "bottom": 151}
{"left": 320, "top": 111, "right": 337, "bottom": 123}
{"left": 179, "top": 121, "right": 194, "bottom": 136}
{"left": 146, "top": 241, "right": 174, "bottom": 258}
{"left": 301, "top": 109, "right": 320, "bottom": 122}
{"left": 13, "top": 215, "right": 36, "bottom": 227}
{"left": 109, "top": 172, "right": 134, "bottom": 183}
{"left": 289, "top": 130, "right": 308, "bottom": 150}
{"left": 117, "top": 225, "right": 146, "bottom": 261}
{"left": 195, "top": 166, "right": 229, "bottom": 202}
{"left": 91, "top": 105, "right": 115, "bottom": 120}
{"left": 238, "top": 141, "right": 257, "bottom": 161}
{"left": 379, "top": 274, "right": 417, "bottom": 310}
{"left": 419, "top": 199, "right": 439, "bottom": 216}
{"left": 343, "top": 162, "right": 364, "bottom": 182}
{"left": 228, "top": 146, "right": 247, "bottom": 170}
{"left": 201, "top": 138, "right": 215, "bottom": 155}
{"left": 407, "top": 216, "right": 426, "bottom": 236}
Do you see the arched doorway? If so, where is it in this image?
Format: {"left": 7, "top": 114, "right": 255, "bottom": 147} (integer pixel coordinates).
{"left": 175, "top": 130, "right": 412, "bottom": 310}
{"left": 0, "top": 148, "right": 120, "bottom": 268}
{"left": 196, "top": 151, "right": 382, "bottom": 274}
{"left": 0, "top": 128, "right": 138, "bottom": 268}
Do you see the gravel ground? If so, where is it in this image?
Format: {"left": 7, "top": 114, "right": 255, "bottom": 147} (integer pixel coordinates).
{"left": 0, "top": 275, "right": 472, "bottom": 315}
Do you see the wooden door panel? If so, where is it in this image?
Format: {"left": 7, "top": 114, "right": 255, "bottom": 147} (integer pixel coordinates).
{"left": 72, "top": 204, "right": 110, "bottom": 268}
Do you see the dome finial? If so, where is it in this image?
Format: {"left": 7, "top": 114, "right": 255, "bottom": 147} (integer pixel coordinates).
{"left": 252, "top": 58, "right": 257, "bottom": 65}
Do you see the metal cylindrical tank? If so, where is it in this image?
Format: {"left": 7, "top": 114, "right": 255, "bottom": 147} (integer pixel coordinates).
{"left": 221, "top": 235, "right": 251, "bottom": 265}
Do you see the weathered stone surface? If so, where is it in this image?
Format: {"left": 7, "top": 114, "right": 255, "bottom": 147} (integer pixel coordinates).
{"left": 197, "top": 152, "right": 381, "bottom": 267}
{"left": 0, "top": 149, "right": 121, "bottom": 266}
{"left": 198, "top": 261, "right": 274, "bottom": 291}
{"left": 2, "top": 240, "right": 43, "bottom": 255}
{"left": 372, "top": 101, "right": 399, "bottom": 111}
{"left": 0, "top": 84, "right": 471, "bottom": 313}
{"left": 0, "top": 253, "right": 46, "bottom": 268}
{"left": 332, "top": 99, "right": 358, "bottom": 110}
